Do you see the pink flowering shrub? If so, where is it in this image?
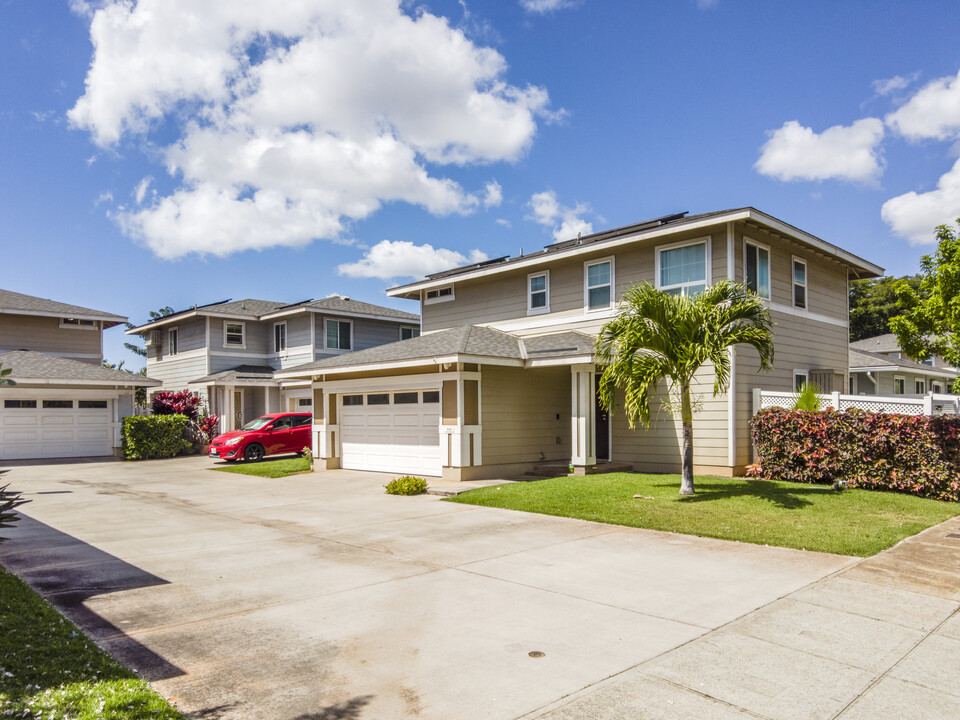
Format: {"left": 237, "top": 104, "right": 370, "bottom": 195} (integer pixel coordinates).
{"left": 750, "top": 407, "right": 960, "bottom": 502}
{"left": 151, "top": 390, "right": 203, "bottom": 421}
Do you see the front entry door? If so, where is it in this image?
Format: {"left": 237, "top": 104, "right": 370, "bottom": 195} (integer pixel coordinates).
{"left": 595, "top": 389, "right": 610, "bottom": 462}
{"left": 234, "top": 390, "right": 244, "bottom": 430}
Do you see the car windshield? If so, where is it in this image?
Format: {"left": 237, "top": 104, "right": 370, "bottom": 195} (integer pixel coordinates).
{"left": 240, "top": 416, "right": 274, "bottom": 431}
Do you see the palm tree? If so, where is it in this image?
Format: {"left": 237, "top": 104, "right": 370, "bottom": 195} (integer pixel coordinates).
{"left": 124, "top": 306, "right": 175, "bottom": 357}
{"left": 595, "top": 280, "right": 774, "bottom": 496}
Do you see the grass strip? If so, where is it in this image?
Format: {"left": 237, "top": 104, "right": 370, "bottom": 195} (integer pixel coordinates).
{"left": 211, "top": 455, "right": 311, "bottom": 478}
{"left": 0, "top": 567, "right": 185, "bottom": 719}
{"left": 448, "top": 472, "right": 960, "bottom": 556}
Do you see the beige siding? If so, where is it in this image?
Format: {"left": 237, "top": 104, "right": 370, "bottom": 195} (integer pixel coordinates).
{"left": 480, "top": 365, "right": 571, "bottom": 465}
{"left": 0, "top": 314, "right": 102, "bottom": 362}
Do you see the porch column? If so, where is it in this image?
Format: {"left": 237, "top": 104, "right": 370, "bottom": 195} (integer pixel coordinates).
{"left": 440, "top": 372, "right": 482, "bottom": 481}
{"left": 570, "top": 364, "right": 596, "bottom": 468}
{"left": 311, "top": 384, "right": 340, "bottom": 471}
{"left": 225, "top": 385, "right": 235, "bottom": 431}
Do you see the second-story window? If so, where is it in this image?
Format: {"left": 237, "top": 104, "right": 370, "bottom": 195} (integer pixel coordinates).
{"left": 274, "top": 322, "right": 287, "bottom": 353}
{"left": 424, "top": 286, "right": 454, "bottom": 304}
{"left": 326, "top": 319, "right": 352, "bottom": 350}
{"left": 745, "top": 241, "right": 770, "bottom": 299}
{"left": 585, "top": 258, "right": 614, "bottom": 311}
{"left": 528, "top": 271, "right": 550, "bottom": 315}
{"left": 168, "top": 328, "right": 179, "bottom": 356}
{"left": 793, "top": 258, "right": 807, "bottom": 310}
{"left": 400, "top": 326, "right": 420, "bottom": 340}
{"left": 658, "top": 241, "right": 708, "bottom": 297}
{"left": 60, "top": 318, "right": 96, "bottom": 329}
{"left": 224, "top": 321, "right": 245, "bottom": 347}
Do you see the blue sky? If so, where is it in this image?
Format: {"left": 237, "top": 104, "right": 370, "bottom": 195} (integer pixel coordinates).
{"left": 3, "top": 0, "right": 960, "bottom": 369}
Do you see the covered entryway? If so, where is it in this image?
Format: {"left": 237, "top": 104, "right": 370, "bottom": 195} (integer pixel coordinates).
{"left": 0, "top": 398, "right": 112, "bottom": 460}
{"left": 339, "top": 390, "right": 441, "bottom": 476}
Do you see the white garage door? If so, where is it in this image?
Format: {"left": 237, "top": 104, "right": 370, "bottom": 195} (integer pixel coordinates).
{"left": 0, "top": 399, "right": 113, "bottom": 460}
{"left": 340, "top": 390, "right": 441, "bottom": 476}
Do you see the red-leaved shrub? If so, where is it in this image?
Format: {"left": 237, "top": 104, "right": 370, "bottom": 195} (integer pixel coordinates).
{"left": 750, "top": 407, "right": 960, "bottom": 502}
{"left": 151, "top": 390, "right": 203, "bottom": 421}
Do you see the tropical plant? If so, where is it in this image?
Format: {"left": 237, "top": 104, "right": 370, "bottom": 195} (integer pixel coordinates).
{"left": 385, "top": 476, "right": 428, "bottom": 495}
{"left": 0, "top": 484, "right": 30, "bottom": 539}
{"left": 891, "top": 219, "right": 960, "bottom": 391}
{"left": 151, "top": 390, "right": 203, "bottom": 421}
{"left": 792, "top": 382, "right": 823, "bottom": 411}
{"left": 596, "top": 280, "right": 774, "bottom": 495}
{"left": 0, "top": 362, "right": 15, "bottom": 387}
{"left": 124, "top": 306, "right": 175, "bottom": 357}
{"left": 196, "top": 414, "right": 221, "bottom": 443}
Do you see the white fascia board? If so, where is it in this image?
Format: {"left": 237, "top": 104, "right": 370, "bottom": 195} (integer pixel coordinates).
{"left": 10, "top": 377, "right": 161, "bottom": 387}
{"left": 0, "top": 308, "right": 127, "bottom": 324}
{"left": 277, "top": 380, "right": 311, "bottom": 388}
{"left": 194, "top": 379, "right": 279, "bottom": 387}
{"left": 276, "top": 353, "right": 524, "bottom": 380}
{"left": 386, "top": 208, "right": 884, "bottom": 297}
{"left": 526, "top": 354, "right": 596, "bottom": 368}
{"left": 850, "top": 365, "right": 959, "bottom": 379}
{"left": 128, "top": 309, "right": 264, "bottom": 334}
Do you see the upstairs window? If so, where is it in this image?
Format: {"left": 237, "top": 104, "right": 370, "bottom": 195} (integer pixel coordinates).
{"left": 325, "top": 319, "right": 352, "bottom": 350}
{"left": 274, "top": 322, "right": 287, "bottom": 353}
{"left": 60, "top": 318, "right": 96, "bottom": 330}
{"left": 424, "top": 286, "right": 454, "bottom": 304}
{"left": 658, "top": 241, "right": 708, "bottom": 297}
{"left": 793, "top": 258, "right": 807, "bottom": 310}
{"left": 224, "top": 322, "right": 245, "bottom": 347}
{"left": 528, "top": 271, "right": 550, "bottom": 314}
{"left": 168, "top": 328, "right": 179, "bottom": 356}
{"left": 585, "top": 258, "right": 614, "bottom": 311}
{"left": 744, "top": 241, "right": 770, "bottom": 299}
{"left": 400, "top": 326, "right": 421, "bottom": 340}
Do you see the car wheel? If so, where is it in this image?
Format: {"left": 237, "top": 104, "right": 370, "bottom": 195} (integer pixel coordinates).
{"left": 244, "top": 443, "right": 265, "bottom": 462}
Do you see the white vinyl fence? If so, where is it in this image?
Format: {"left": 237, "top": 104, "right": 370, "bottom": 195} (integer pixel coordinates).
{"left": 753, "top": 389, "right": 960, "bottom": 417}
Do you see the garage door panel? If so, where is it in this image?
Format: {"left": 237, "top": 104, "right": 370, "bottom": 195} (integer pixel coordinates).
{"left": 42, "top": 415, "right": 75, "bottom": 426}
{"left": 0, "top": 402, "right": 113, "bottom": 460}
{"left": 3, "top": 415, "right": 38, "bottom": 426}
{"left": 78, "top": 416, "right": 109, "bottom": 426}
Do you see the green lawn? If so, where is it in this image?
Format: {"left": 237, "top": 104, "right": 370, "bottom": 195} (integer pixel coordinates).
{"left": 0, "top": 567, "right": 185, "bottom": 719}
{"left": 211, "top": 455, "right": 311, "bottom": 478}
{"left": 448, "top": 473, "right": 960, "bottom": 557}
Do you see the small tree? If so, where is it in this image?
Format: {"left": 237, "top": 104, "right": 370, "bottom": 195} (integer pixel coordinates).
{"left": 596, "top": 281, "right": 774, "bottom": 495}
{"left": 892, "top": 219, "right": 960, "bottom": 391}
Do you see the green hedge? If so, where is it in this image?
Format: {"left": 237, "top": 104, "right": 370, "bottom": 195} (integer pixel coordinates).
{"left": 750, "top": 407, "right": 960, "bottom": 502}
{"left": 121, "top": 415, "right": 192, "bottom": 460}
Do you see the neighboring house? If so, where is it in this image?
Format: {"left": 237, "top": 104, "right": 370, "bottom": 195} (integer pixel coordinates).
{"left": 276, "top": 207, "right": 883, "bottom": 480}
{"left": 126, "top": 296, "right": 420, "bottom": 432}
{"left": 849, "top": 333, "right": 959, "bottom": 395}
{"left": 0, "top": 288, "right": 159, "bottom": 460}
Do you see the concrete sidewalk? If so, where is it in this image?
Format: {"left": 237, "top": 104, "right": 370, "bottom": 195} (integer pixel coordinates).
{"left": 530, "top": 515, "right": 960, "bottom": 720}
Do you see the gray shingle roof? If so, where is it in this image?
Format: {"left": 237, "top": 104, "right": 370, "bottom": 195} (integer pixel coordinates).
{"left": 303, "top": 296, "right": 418, "bottom": 321}
{"left": 190, "top": 365, "right": 278, "bottom": 384}
{"left": 849, "top": 333, "right": 901, "bottom": 354}
{"left": 202, "top": 299, "right": 287, "bottom": 317}
{"left": 0, "top": 350, "right": 160, "bottom": 386}
{"left": 0, "top": 289, "right": 126, "bottom": 326}
{"left": 849, "top": 348, "right": 957, "bottom": 376}
{"left": 523, "top": 331, "right": 596, "bottom": 360}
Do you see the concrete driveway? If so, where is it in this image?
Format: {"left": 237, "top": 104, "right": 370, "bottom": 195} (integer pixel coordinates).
{"left": 0, "top": 456, "right": 853, "bottom": 720}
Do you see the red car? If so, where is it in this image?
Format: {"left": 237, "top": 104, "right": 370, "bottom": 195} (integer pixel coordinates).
{"left": 209, "top": 412, "right": 312, "bottom": 462}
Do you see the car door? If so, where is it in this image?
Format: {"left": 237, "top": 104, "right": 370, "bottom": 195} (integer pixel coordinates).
{"left": 266, "top": 416, "right": 295, "bottom": 455}
{"left": 291, "top": 414, "right": 312, "bottom": 452}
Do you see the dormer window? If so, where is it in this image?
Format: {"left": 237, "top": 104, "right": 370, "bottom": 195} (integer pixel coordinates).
{"left": 60, "top": 318, "right": 96, "bottom": 329}
{"left": 424, "top": 286, "right": 454, "bottom": 304}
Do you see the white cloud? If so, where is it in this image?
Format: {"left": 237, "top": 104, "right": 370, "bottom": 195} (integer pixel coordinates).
{"left": 697, "top": 0, "right": 719, "bottom": 9}
{"left": 527, "top": 190, "right": 593, "bottom": 241}
{"left": 133, "top": 176, "right": 153, "bottom": 205}
{"left": 86, "top": 154, "right": 98, "bottom": 166}
{"left": 881, "top": 158, "right": 960, "bottom": 245}
{"left": 872, "top": 72, "right": 920, "bottom": 97}
{"left": 337, "top": 240, "right": 488, "bottom": 280}
{"left": 93, "top": 191, "right": 113, "bottom": 207}
{"left": 483, "top": 180, "right": 503, "bottom": 209}
{"left": 68, "top": 1, "right": 560, "bottom": 259}
{"left": 886, "top": 70, "right": 960, "bottom": 141}
{"left": 495, "top": 218, "right": 511, "bottom": 227}
{"left": 755, "top": 119, "right": 885, "bottom": 183}
{"left": 520, "top": 0, "right": 576, "bottom": 13}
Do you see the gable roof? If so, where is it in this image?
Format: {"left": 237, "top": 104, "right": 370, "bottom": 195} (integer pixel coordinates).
{"left": 849, "top": 348, "right": 958, "bottom": 379}
{"left": 0, "top": 350, "right": 160, "bottom": 386}
{"left": 850, "top": 333, "right": 904, "bottom": 354}
{"left": 127, "top": 295, "right": 418, "bottom": 334}
{"left": 0, "top": 289, "right": 127, "bottom": 328}
{"left": 387, "top": 207, "right": 884, "bottom": 299}
{"left": 274, "top": 326, "right": 597, "bottom": 379}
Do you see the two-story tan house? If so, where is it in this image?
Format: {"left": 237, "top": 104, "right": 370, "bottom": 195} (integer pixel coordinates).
{"left": 0, "top": 288, "right": 159, "bottom": 460}
{"left": 127, "top": 296, "right": 420, "bottom": 432}
{"left": 277, "top": 208, "right": 883, "bottom": 480}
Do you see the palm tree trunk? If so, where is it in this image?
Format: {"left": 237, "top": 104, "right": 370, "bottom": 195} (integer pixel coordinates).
{"left": 679, "top": 383, "right": 695, "bottom": 495}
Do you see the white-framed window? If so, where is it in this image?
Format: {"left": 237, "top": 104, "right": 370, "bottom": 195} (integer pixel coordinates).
{"left": 400, "top": 326, "right": 421, "bottom": 340}
{"left": 273, "top": 321, "right": 287, "bottom": 353}
{"left": 168, "top": 327, "right": 179, "bottom": 356}
{"left": 849, "top": 375, "right": 857, "bottom": 395}
{"left": 793, "top": 370, "right": 809, "bottom": 392}
{"left": 325, "top": 319, "right": 352, "bottom": 351}
{"left": 224, "top": 321, "right": 245, "bottom": 348}
{"left": 744, "top": 239, "right": 771, "bottom": 300}
{"left": 584, "top": 257, "right": 614, "bottom": 311}
{"left": 888, "top": 351, "right": 902, "bottom": 359}
{"left": 657, "top": 239, "right": 710, "bottom": 297}
{"left": 915, "top": 379, "right": 926, "bottom": 394}
{"left": 920, "top": 357, "right": 934, "bottom": 367}
{"left": 893, "top": 376, "right": 905, "bottom": 394}
{"left": 792, "top": 257, "right": 807, "bottom": 310}
{"left": 933, "top": 382, "right": 944, "bottom": 394}
{"left": 424, "top": 286, "right": 454, "bottom": 304}
{"left": 60, "top": 318, "right": 96, "bottom": 330}
{"left": 528, "top": 271, "right": 550, "bottom": 315}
